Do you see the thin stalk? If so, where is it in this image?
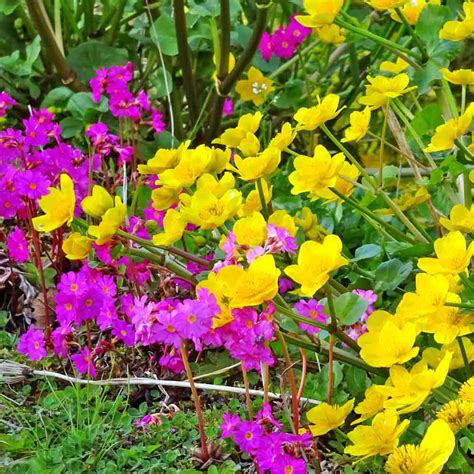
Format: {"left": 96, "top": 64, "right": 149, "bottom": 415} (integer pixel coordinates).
{"left": 379, "top": 103, "right": 390, "bottom": 189}
{"left": 180, "top": 343, "right": 209, "bottom": 459}
{"left": 463, "top": 171, "right": 472, "bottom": 207}
{"left": 257, "top": 177, "right": 270, "bottom": 219}
{"left": 461, "top": 85, "right": 467, "bottom": 115}
{"left": 241, "top": 364, "right": 254, "bottom": 421}
{"left": 458, "top": 338, "right": 472, "bottom": 378}
{"left": 105, "top": 0, "right": 127, "bottom": 45}
{"left": 275, "top": 328, "right": 300, "bottom": 432}
{"left": 297, "top": 348, "right": 307, "bottom": 403}
{"left": 456, "top": 139, "right": 474, "bottom": 161}
{"left": 269, "top": 41, "right": 318, "bottom": 79}
{"left": 327, "top": 335, "right": 334, "bottom": 404}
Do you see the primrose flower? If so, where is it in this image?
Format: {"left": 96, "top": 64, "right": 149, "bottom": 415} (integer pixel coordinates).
{"left": 88, "top": 196, "right": 126, "bottom": 245}
{"left": 180, "top": 189, "right": 242, "bottom": 230}
{"left": 17, "top": 170, "right": 50, "bottom": 200}
{"left": 289, "top": 145, "right": 345, "bottom": 197}
{"left": 344, "top": 409, "right": 410, "bottom": 459}
{"left": 32, "top": 174, "right": 76, "bottom": 232}
{"left": 62, "top": 232, "right": 93, "bottom": 260}
{"left": 306, "top": 399, "right": 354, "bottom": 436}
{"left": 284, "top": 234, "right": 348, "bottom": 296}
{"left": 385, "top": 419, "right": 454, "bottom": 474}
{"left": 418, "top": 231, "right": 474, "bottom": 275}
{"left": 17, "top": 325, "right": 46, "bottom": 361}
{"left": 0, "top": 91, "right": 15, "bottom": 116}
{"left": 223, "top": 98, "right": 233, "bottom": 116}
{"left": 294, "top": 94, "right": 342, "bottom": 131}
{"left": 296, "top": 0, "right": 343, "bottom": 27}
{"left": 7, "top": 226, "right": 29, "bottom": 263}
{"left": 439, "top": 2, "right": 474, "bottom": 42}
{"left": 436, "top": 399, "right": 474, "bottom": 433}
{"left": 358, "top": 311, "right": 419, "bottom": 368}
{"left": 71, "top": 347, "right": 96, "bottom": 377}
{"left": 440, "top": 203, "right": 474, "bottom": 232}
{"left": 359, "top": 74, "right": 416, "bottom": 109}
{"left": 295, "top": 298, "right": 328, "bottom": 335}
{"left": 424, "top": 105, "right": 473, "bottom": 152}
{"left": 342, "top": 107, "right": 371, "bottom": 143}
{"left": 235, "top": 67, "right": 274, "bottom": 106}
{"left": 81, "top": 185, "right": 114, "bottom": 218}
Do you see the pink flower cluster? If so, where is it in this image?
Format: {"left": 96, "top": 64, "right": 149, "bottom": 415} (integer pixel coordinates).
{"left": 0, "top": 91, "right": 16, "bottom": 117}
{"left": 90, "top": 62, "right": 165, "bottom": 134}
{"left": 221, "top": 403, "right": 311, "bottom": 473}
{"left": 259, "top": 16, "right": 311, "bottom": 61}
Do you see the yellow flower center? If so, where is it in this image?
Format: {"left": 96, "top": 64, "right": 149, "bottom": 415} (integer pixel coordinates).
{"left": 188, "top": 314, "right": 197, "bottom": 323}
{"left": 166, "top": 324, "right": 176, "bottom": 333}
{"left": 29, "top": 183, "right": 37, "bottom": 190}
{"left": 245, "top": 431, "right": 253, "bottom": 440}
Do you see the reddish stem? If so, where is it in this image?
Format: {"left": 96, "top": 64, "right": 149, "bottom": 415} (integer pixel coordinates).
{"left": 241, "top": 364, "right": 253, "bottom": 421}
{"left": 327, "top": 334, "right": 334, "bottom": 405}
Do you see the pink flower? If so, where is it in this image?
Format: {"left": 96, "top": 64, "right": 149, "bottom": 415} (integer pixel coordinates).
{"left": 259, "top": 31, "right": 274, "bottom": 61}
{"left": 220, "top": 412, "right": 241, "bottom": 438}
{"left": 51, "top": 325, "right": 71, "bottom": 358}
{"left": 0, "top": 91, "right": 15, "bottom": 117}
{"left": 71, "top": 347, "right": 96, "bottom": 377}
{"left": 17, "top": 325, "right": 46, "bottom": 361}
{"left": 17, "top": 170, "right": 50, "bottom": 199}
{"left": 111, "top": 319, "right": 135, "bottom": 346}
{"left": 271, "top": 27, "right": 297, "bottom": 59}
{"left": 233, "top": 421, "right": 265, "bottom": 452}
{"left": 286, "top": 15, "right": 312, "bottom": 45}
{"left": 7, "top": 226, "right": 29, "bottom": 263}
{"left": 151, "top": 109, "right": 166, "bottom": 134}
{"left": 222, "top": 98, "right": 233, "bottom": 117}
{"left": 295, "top": 298, "right": 328, "bottom": 335}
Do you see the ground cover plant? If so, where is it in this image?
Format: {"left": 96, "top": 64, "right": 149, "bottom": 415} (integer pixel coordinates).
{"left": 0, "top": 0, "right": 473, "bottom": 472}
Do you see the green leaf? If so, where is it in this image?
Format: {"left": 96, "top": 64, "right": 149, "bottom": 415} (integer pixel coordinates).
{"left": 345, "top": 366, "right": 370, "bottom": 396}
{"left": 374, "top": 258, "right": 413, "bottom": 291}
{"left": 352, "top": 244, "right": 382, "bottom": 262}
{"left": 151, "top": 14, "right": 178, "bottom": 56}
{"left": 150, "top": 67, "right": 173, "bottom": 98}
{"left": 66, "top": 92, "right": 108, "bottom": 119}
{"left": 328, "top": 292, "right": 369, "bottom": 326}
{"left": 67, "top": 40, "right": 128, "bottom": 81}
{"left": 41, "top": 87, "right": 74, "bottom": 109}
{"left": 60, "top": 117, "right": 83, "bottom": 138}
{"left": 0, "top": 0, "right": 21, "bottom": 15}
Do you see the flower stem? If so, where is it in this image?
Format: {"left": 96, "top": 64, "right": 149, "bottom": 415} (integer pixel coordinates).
{"left": 457, "top": 337, "right": 472, "bottom": 378}
{"left": 257, "top": 177, "right": 270, "bottom": 219}
{"left": 241, "top": 364, "right": 254, "bottom": 421}
{"left": 180, "top": 343, "right": 209, "bottom": 459}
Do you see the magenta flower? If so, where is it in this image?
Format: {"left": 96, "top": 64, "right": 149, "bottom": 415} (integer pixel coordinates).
{"left": 287, "top": 15, "right": 312, "bottom": 45}
{"left": 220, "top": 412, "right": 241, "bottom": 438}
{"left": 222, "top": 98, "right": 233, "bottom": 116}
{"left": 272, "top": 27, "right": 297, "bottom": 59}
{"left": 295, "top": 298, "right": 328, "bottom": 335}
{"left": 7, "top": 226, "right": 29, "bottom": 263}
{"left": 154, "top": 310, "right": 182, "bottom": 348}
{"left": 265, "top": 224, "right": 298, "bottom": 254}
{"left": 151, "top": 109, "right": 166, "bottom": 134}
{"left": 233, "top": 421, "right": 265, "bottom": 452}
{"left": 259, "top": 31, "right": 274, "bottom": 61}
{"left": 51, "top": 325, "right": 71, "bottom": 358}
{"left": 278, "top": 277, "right": 293, "bottom": 294}
{"left": 111, "top": 319, "right": 135, "bottom": 346}
{"left": 159, "top": 351, "right": 185, "bottom": 373}
{"left": 71, "top": 347, "right": 96, "bottom": 377}
{"left": 17, "top": 170, "right": 50, "bottom": 200}
{"left": 0, "top": 91, "right": 16, "bottom": 116}
{"left": 352, "top": 289, "right": 377, "bottom": 322}
{"left": 270, "top": 455, "right": 307, "bottom": 474}
{"left": 96, "top": 303, "right": 118, "bottom": 330}
{"left": 17, "top": 325, "right": 46, "bottom": 361}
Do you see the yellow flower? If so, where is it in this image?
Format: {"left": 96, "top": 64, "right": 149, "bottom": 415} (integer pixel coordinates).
{"left": 342, "top": 107, "right": 371, "bottom": 143}
{"left": 289, "top": 145, "right": 345, "bottom": 197}
{"left": 268, "top": 209, "right": 297, "bottom": 236}
{"left": 352, "top": 386, "right": 389, "bottom": 425}
{"left": 418, "top": 231, "right": 474, "bottom": 275}
{"left": 459, "top": 376, "right": 474, "bottom": 401}
{"left": 359, "top": 74, "right": 416, "bottom": 110}
{"left": 198, "top": 254, "right": 280, "bottom": 326}
{"left": 284, "top": 235, "right": 348, "bottom": 296}
{"left": 345, "top": 409, "right": 410, "bottom": 459}
{"left": 440, "top": 204, "right": 474, "bottom": 232}
{"left": 380, "top": 352, "right": 452, "bottom": 414}
{"left": 439, "top": 2, "right": 474, "bottom": 42}
{"left": 358, "top": 311, "right": 419, "bottom": 368}
{"left": 268, "top": 122, "right": 296, "bottom": 151}
{"left": 152, "top": 208, "right": 187, "bottom": 246}
{"left": 81, "top": 185, "right": 114, "bottom": 218}
{"left": 380, "top": 57, "right": 410, "bottom": 74}
{"left": 424, "top": 105, "right": 473, "bottom": 152}
{"left": 294, "top": 94, "right": 342, "bottom": 131}
{"left": 213, "top": 112, "right": 262, "bottom": 151}
{"left": 395, "top": 273, "right": 456, "bottom": 326}
{"left": 62, "top": 232, "right": 92, "bottom": 260}
{"left": 138, "top": 141, "right": 190, "bottom": 175}
{"left": 151, "top": 186, "right": 181, "bottom": 211}
{"left": 385, "top": 419, "right": 455, "bottom": 474}
{"left": 32, "top": 174, "right": 76, "bottom": 233}
{"left": 205, "top": 147, "right": 232, "bottom": 174}
{"left": 423, "top": 307, "right": 474, "bottom": 345}
{"left": 235, "top": 67, "right": 274, "bottom": 106}
{"left": 312, "top": 161, "right": 360, "bottom": 203}
{"left": 440, "top": 68, "right": 474, "bottom": 85}
{"left": 296, "top": 0, "right": 343, "bottom": 27}
{"left": 376, "top": 187, "right": 430, "bottom": 216}
{"left": 306, "top": 399, "right": 354, "bottom": 436}
{"left": 294, "top": 207, "right": 326, "bottom": 241}
{"left": 314, "top": 24, "right": 346, "bottom": 44}
{"left": 180, "top": 188, "right": 242, "bottom": 230}
{"left": 366, "top": 0, "right": 408, "bottom": 11}
{"left": 233, "top": 212, "right": 267, "bottom": 247}
{"left": 437, "top": 399, "right": 474, "bottom": 433}
{"left": 389, "top": 0, "right": 438, "bottom": 25}
{"left": 88, "top": 196, "right": 126, "bottom": 245}
{"left": 196, "top": 172, "right": 235, "bottom": 198}
{"left": 422, "top": 338, "right": 474, "bottom": 372}
{"left": 239, "top": 179, "right": 272, "bottom": 217}
{"left": 228, "top": 147, "right": 281, "bottom": 181}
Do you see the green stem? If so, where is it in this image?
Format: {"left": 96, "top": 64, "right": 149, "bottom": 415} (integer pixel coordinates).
{"left": 105, "top": 0, "right": 127, "bottom": 45}
{"left": 379, "top": 103, "right": 390, "bottom": 188}
{"left": 456, "top": 139, "right": 474, "bottom": 161}
{"left": 257, "top": 177, "right": 270, "bottom": 219}
{"left": 461, "top": 85, "right": 467, "bottom": 115}
{"left": 269, "top": 41, "right": 318, "bottom": 79}
{"left": 458, "top": 337, "right": 472, "bottom": 378}
{"left": 394, "top": 7, "right": 428, "bottom": 60}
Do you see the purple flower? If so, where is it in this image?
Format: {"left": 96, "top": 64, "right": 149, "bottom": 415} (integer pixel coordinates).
{"left": 295, "top": 299, "right": 328, "bottom": 335}
{"left": 159, "top": 351, "right": 184, "bottom": 373}
{"left": 17, "top": 170, "right": 50, "bottom": 199}
{"left": 0, "top": 91, "right": 16, "bottom": 117}
{"left": 272, "top": 27, "right": 297, "bottom": 59}
{"left": 57, "top": 271, "right": 88, "bottom": 297}
{"left": 352, "top": 289, "right": 377, "bottom": 322}
{"left": 111, "top": 319, "right": 135, "bottom": 346}
{"left": 287, "top": 15, "right": 312, "bottom": 45}
{"left": 55, "top": 292, "right": 78, "bottom": 326}
{"left": 220, "top": 412, "right": 241, "bottom": 438}
{"left": 17, "top": 325, "right": 46, "bottom": 361}
{"left": 151, "top": 109, "right": 166, "bottom": 134}
{"left": 71, "top": 347, "right": 96, "bottom": 377}
{"left": 270, "top": 454, "right": 307, "bottom": 474}
{"left": 96, "top": 303, "right": 118, "bottom": 330}
{"left": 278, "top": 277, "right": 293, "bottom": 294}
{"left": 265, "top": 224, "right": 298, "bottom": 254}
{"left": 7, "top": 226, "right": 29, "bottom": 263}
{"left": 51, "top": 325, "right": 71, "bottom": 358}
{"left": 90, "top": 68, "right": 108, "bottom": 102}
{"left": 259, "top": 31, "right": 274, "bottom": 61}
{"left": 233, "top": 420, "right": 265, "bottom": 453}
{"left": 222, "top": 98, "right": 233, "bottom": 117}
{"left": 154, "top": 310, "right": 182, "bottom": 348}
